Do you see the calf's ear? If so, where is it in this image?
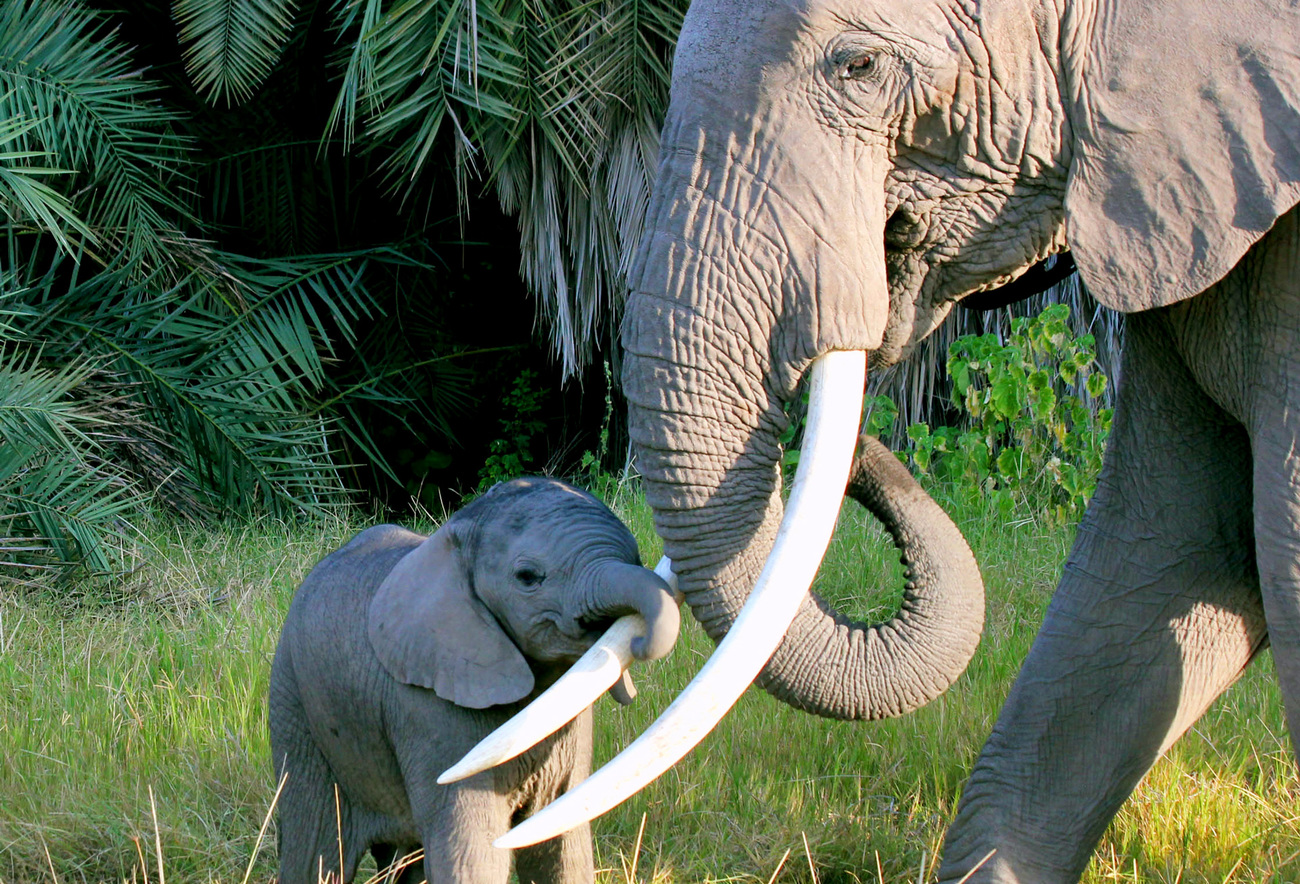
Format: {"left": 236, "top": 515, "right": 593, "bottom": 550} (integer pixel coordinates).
{"left": 367, "top": 522, "right": 534, "bottom": 709}
{"left": 1064, "top": 0, "right": 1300, "bottom": 312}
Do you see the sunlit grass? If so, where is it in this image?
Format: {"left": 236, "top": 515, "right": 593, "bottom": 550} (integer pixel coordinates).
{"left": 0, "top": 488, "right": 1295, "bottom": 882}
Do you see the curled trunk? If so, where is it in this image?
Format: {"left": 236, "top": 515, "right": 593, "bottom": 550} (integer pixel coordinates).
{"left": 762, "top": 434, "right": 984, "bottom": 718}
{"left": 626, "top": 339, "right": 984, "bottom": 720}
{"left": 581, "top": 560, "right": 681, "bottom": 661}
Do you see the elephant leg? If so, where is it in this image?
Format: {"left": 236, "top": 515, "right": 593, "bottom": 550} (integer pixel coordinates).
{"left": 1242, "top": 214, "right": 1300, "bottom": 760}
{"left": 1254, "top": 429, "right": 1300, "bottom": 759}
{"left": 938, "top": 309, "right": 1267, "bottom": 883}
{"left": 512, "top": 708, "right": 594, "bottom": 884}
{"left": 408, "top": 783, "right": 511, "bottom": 884}
{"left": 512, "top": 824, "right": 594, "bottom": 884}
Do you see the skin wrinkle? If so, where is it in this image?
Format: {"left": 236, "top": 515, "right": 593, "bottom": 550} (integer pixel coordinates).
{"left": 663, "top": 128, "right": 883, "bottom": 395}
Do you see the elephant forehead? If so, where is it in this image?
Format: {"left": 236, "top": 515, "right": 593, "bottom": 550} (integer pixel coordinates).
{"left": 497, "top": 498, "right": 638, "bottom": 558}
{"left": 674, "top": 0, "right": 953, "bottom": 71}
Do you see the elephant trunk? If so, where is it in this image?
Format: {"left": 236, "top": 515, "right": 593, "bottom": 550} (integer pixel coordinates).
{"left": 481, "top": 85, "right": 985, "bottom": 843}
{"left": 580, "top": 561, "right": 681, "bottom": 661}
{"left": 627, "top": 334, "right": 984, "bottom": 718}
{"left": 764, "top": 435, "right": 984, "bottom": 717}
{"left": 622, "top": 125, "right": 982, "bottom": 717}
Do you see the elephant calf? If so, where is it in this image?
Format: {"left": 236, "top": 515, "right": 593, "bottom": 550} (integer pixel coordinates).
{"left": 269, "top": 477, "right": 679, "bottom": 884}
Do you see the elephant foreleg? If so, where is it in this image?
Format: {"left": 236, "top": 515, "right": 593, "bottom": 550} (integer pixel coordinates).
{"left": 407, "top": 782, "right": 512, "bottom": 884}
{"left": 512, "top": 824, "right": 594, "bottom": 884}
{"left": 938, "top": 309, "right": 1268, "bottom": 883}
{"left": 1241, "top": 210, "right": 1300, "bottom": 761}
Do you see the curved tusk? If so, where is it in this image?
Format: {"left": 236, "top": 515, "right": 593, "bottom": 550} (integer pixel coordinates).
{"left": 494, "top": 350, "right": 866, "bottom": 849}
{"left": 653, "top": 555, "right": 679, "bottom": 597}
{"left": 438, "top": 614, "right": 649, "bottom": 784}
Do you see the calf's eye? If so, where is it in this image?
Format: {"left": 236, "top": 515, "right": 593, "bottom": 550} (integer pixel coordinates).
{"left": 515, "top": 568, "right": 545, "bottom": 588}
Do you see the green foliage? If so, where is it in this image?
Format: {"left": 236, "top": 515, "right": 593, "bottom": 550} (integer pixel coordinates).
{"left": 774, "top": 308, "right": 1109, "bottom": 521}
{"left": 0, "top": 0, "right": 478, "bottom": 584}
{"left": 324, "top": 0, "right": 687, "bottom": 374}
{"left": 907, "top": 303, "right": 1112, "bottom": 521}
{"left": 175, "top": 0, "right": 687, "bottom": 372}
{"left": 478, "top": 369, "right": 549, "bottom": 490}
{"left": 174, "top": 0, "right": 298, "bottom": 106}
{"left": 0, "top": 353, "right": 138, "bottom": 581}
{"left": 862, "top": 393, "right": 900, "bottom": 438}
{"left": 781, "top": 392, "right": 899, "bottom": 474}
{"left": 579, "top": 360, "right": 619, "bottom": 497}
{"left": 0, "top": 0, "right": 197, "bottom": 275}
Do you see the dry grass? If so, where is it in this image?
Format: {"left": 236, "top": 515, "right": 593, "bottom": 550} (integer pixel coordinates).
{"left": 0, "top": 489, "right": 1295, "bottom": 883}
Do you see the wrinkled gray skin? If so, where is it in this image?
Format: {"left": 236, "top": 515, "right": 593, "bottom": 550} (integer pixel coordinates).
{"left": 269, "top": 477, "right": 678, "bottom": 884}
{"left": 621, "top": 0, "right": 1300, "bottom": 878}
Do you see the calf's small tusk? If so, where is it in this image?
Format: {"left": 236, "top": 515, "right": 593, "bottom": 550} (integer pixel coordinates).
{"left": 494, "top": 349, "right": 866, "bottom": 849}
{"left": 439, "top": 558, "right": 678, "bottom": 784}
{"left": 437, "top": 613, "right": 650, "bottom": 784}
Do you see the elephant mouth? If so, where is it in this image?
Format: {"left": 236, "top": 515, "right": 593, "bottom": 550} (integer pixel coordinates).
{"left": 577, "top": 615, "right": 615, "bottom": 645}
{"left": 437, "top": 613, "right": 662, "bottom": 786}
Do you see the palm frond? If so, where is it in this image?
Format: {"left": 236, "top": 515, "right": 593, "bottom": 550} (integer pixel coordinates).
{"left": 0, "top": 114, "right": 97, "bottom": 256}
{"left": 174, "top": 0, "right": 300, "bottom": 106}
{"left": 0, "top": 350, "right": 141, "bottom": 581}
{"left": 9, "top": 241, "right": 472, "bottom": 518}
{"left": 0, "top": 0, "right": 200, "bottom": 276}
{"left": 327, "top": 0, "right": 686, "bottom": 375}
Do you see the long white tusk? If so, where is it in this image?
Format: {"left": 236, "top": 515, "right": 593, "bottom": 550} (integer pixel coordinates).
{"left": 495, "top": 350, "right": 865, "bottom": 848}
{"left": 437, "top": 614, "right": 649, "bottom": 784}
{"left": 439, "top": 559, "right": 679, "bottom": 785}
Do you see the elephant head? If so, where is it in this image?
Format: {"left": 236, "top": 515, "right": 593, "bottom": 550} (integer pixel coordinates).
{"left": 367, "top": 477, "right": 680, "bottom": 709}
{"left": 487, "top": 0, "right": 1300, "bottom": 845}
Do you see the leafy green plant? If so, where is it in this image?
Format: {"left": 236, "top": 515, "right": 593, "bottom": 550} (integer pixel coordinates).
{"left": 781, "top": 392, "right": 900, "bottom": 476}
{"left": 579, "top": 360, "right": 619, "bottom": 497}
{"left": 0, "top": 353, "right": 140, "bottom": 582}
{"left": 907, "top": 303, "right": 1112, "bottom": 521}
{"left": 862, "top": 393, "right": 900, "bottom": 438}
{"left": 478, "top": 369, "right": 549, "bottom": 490}
{"left": 0, "top": 0, "right": 483, "bottom": 583}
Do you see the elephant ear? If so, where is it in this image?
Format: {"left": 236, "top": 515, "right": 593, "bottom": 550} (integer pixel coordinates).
{"left": 1064, "top": 0, "right": 1300, "bottom": 311}
{"left": 367, "top": 522, "right": 534, "bottom": 709}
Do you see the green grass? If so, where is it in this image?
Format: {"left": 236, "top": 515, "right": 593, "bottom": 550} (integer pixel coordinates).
{"left": 0, "top": 489, "right": 1295, "bottom": 883}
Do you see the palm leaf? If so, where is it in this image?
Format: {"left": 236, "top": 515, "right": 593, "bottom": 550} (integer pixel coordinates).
{"left": 174, "top": 0, "right": 300, "bottom": 106}
{"left": 0, "top": 114, "right": 97, "bottom": 256}
{"left": 0, "top": 349, "right": 142, "bottom": 581}
{"left": 327, "top": 0, "right": 687, "bottom": 375}
{"left": 0, "top": 0, "right": 200, "bottom": 277}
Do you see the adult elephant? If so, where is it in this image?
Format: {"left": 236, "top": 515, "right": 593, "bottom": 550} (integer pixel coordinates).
{"left": 487, "top": 0, "right": 1300, "bottom": 877}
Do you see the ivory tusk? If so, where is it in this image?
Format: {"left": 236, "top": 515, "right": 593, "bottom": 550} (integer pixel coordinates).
{"left": 437, "top": 614, "right": 648, "bottom": 784}
{"left": 494, "top": 350, "right": 866, "bottom": 849}
{"left": 654, "top": 555, "right": 679, "bottom": 597}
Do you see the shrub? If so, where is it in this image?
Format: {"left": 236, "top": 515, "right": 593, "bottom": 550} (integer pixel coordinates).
{"left": 906, "top": 303, "right": 1112, "bottom": 521}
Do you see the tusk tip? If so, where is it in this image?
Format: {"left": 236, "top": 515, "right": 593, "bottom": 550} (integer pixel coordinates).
{"left": 436, "top": 762, "right": 479, "bottom": 785}
{"left": 493, "top": 823, "right": 544, "bottom": 850}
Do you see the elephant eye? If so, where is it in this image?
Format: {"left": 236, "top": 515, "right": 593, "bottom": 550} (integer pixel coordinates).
{"left": 515, "top": 567, "right": 545, "bottom": 588}
{"left": 841, "top": 53, "right": 876, "bottom": 80}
